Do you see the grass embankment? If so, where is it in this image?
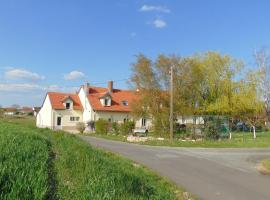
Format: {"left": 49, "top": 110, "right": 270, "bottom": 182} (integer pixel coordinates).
{"left": 0, "top": 118, "right": 186, "bottom": 200}
{"left": 91, "top": 131, "right": 270, "bottom": 148}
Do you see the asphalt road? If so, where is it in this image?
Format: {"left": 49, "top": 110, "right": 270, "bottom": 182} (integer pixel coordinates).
{"left": 81, "top": 136, "right": 270, "bottom": 200}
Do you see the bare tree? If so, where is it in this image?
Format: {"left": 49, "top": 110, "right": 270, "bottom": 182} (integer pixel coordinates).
{"left": 254, "top": 48, "right": 270, "bottom": 125}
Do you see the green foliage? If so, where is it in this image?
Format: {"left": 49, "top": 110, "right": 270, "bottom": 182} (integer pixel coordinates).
{"left": 0, "top": 119, "right": 183, "bottom": 200}
{"left": 204, "top": 120, "right": 220, "bottom": 140}
{"left": 130, "top": 52, "right": 264, "bottom": 139}
{"left": 95, "top": 119, "right": 110, "bottom": 134}
{"left": 111, "top": 122, "right": 120, "bottom": 134}
{"left": 0, "top": 122, "right": 49, "bottom": 200}
{"left": 119, "top": 121, "right": 135, "bottom": 135}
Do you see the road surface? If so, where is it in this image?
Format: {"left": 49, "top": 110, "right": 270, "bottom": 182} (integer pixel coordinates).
{"left": 81, "top": 136, "right": 270, "bottom": 200}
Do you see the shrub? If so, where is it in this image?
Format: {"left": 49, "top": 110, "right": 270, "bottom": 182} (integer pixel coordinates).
{"left": 87, "top": 120, "right": 95, "bottom": 132}
{"left": 76, "top": 122, "right": 86, "bottom": 133}
{"left": 95, "top": 119, "right": 110, "bottom": 134}
{"left": 119, "top": 121, "right": 135, "bottom": 135}
{"left": 204, "top": 119, "right": 220, "bottom": 140}
{"left": 112, "top": 122, "right": 120, "bottom": 134}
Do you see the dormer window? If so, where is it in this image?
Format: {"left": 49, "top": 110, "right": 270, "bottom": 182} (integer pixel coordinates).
{"left": 104, "top": 98, "right": 109, "bottom": 106}
{"left": 122, "top": 101, "right": 128, "bottom": 106}
{"left": 100, "top": 92, "right": 112, "bottom": 106}
{"left": 66, "top": 103, "right": 70, "bottom": 109}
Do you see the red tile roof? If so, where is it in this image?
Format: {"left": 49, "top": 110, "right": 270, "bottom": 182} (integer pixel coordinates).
{"left": 20, "top": 107, "right": 33, "bottom": 113}
{"left": 47, "top": 92, "right": 83, "bottom": 110}
{"left": 87, "top": 86, "right": 139, "bottom": 112}
{"left": 4, "top": 108, "right": 17, "bottom": 112}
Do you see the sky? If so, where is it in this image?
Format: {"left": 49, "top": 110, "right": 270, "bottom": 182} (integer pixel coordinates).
{"left": 0, "top": 0, "right": 270, "bottom": 107}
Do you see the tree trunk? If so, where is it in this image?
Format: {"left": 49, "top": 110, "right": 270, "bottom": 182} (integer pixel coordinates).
{"left": 253, "top": 126, "right": 256, "bottom": 139}
{"left": 229, "top": 132, "right": 232, "bottom": 140}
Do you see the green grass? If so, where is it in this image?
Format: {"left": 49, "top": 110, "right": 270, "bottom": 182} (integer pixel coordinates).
{"left": 262, "top": 159, "right": 270, "bottom": 171}
{"left": 0, "top": 118, "right": 188, "bottom": 200}
{"left": 0, "top": 121, "right": 50, "bottom": 199}
{"left": 91, "top": 131, "right": 270, "bottom": 148}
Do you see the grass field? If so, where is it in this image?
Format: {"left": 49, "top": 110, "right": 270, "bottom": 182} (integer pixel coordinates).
{"left": 91, "top": 131, "right": 270, "bottom": 148}
{"left": 0, "top": 117, "right": 188, "bottom": 200}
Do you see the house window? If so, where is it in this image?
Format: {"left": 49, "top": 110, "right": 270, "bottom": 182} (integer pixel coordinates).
{"left": 142, "top": 118, "right": 146, "bottom": 127}
{"left": 70, "top": 116, "right": 80, "bottom": 121}
{"left": 104, "top": 98, "right": 110, "bottom": 106}
{"left": 122, "top": 101, "right": 128, "bottom": 106}
{"left": 66, "top": 103, "right": 70, "bottom": 109}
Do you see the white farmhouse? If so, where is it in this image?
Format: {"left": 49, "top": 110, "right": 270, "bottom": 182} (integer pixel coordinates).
{"left": 36, "top": 81, "right": 149, "bottom": 131}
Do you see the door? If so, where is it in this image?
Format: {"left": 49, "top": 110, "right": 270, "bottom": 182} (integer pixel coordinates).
{"left": 57, "top": 116, "right": 62, "bottom": 128}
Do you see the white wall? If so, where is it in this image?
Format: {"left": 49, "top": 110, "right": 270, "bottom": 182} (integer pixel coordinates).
{"left": 36, "top": 94, "right": 53, "bottom": 128}
{"left": 52, "top": 109, "right": 83, "bottom": 129}
{"left": 78, "top": 87, "right": 93, "bottom": 123}
{"left": 177, "top": 116, "right": 204, "bottom": 125}
{"left": 95, "top": 111, "right": 131, "bottom": 122}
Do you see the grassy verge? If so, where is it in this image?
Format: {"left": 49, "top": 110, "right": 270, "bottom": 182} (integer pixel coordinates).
{"left": 90, "top": 131, "right": 270, "bottom": 148}
{"left": 262, "top": 159, "right": 270, "bottom": 171}
{"left": 0, "top": 118, "right": 188, "bottom": 199}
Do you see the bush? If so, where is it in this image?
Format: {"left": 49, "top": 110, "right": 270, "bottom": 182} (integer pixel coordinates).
{"left": 87, "top": 120, "right": 95, "bottom": 132}
{"left": 76, "top": 122, "right": 86, "bottom": 133}
{"left": 95, "top": 119, "right": 110, "bottom": 134}
{"left": 112, "top": 122, "right": 120, "bottom": 134}
{"left": 119, "top": 121, "right": 135, "bottom": 135}
{"left": 204, "top": 120, "right": 219, "bottom": 140}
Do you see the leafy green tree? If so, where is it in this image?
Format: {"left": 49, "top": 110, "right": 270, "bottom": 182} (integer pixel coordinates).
{"left": 130, "top": 52, "right": 260, "bottom": 139}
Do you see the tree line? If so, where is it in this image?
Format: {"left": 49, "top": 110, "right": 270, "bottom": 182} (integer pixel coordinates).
{"left": 129, "top": 51, "right": 269, "bottom": 139}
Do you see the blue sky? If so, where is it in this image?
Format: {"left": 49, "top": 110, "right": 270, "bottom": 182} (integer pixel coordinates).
{"left": 0, "top": 0, "right": 270, "bottom": 106}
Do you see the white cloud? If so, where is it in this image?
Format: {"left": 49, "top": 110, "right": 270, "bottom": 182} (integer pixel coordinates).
{"left": 139, "top": 5, "right": 170, "bottom": 13}
{"left": 0, "top": 83, "right": 78, "bottom": 93}
{"left": 5, "top": 69, "right": 45, "bottom": 81}
{"left": 0, "top": 83, "right": 43, "bottom": 92}
{"left": 153, "top": 19, "right": 167, "bottom": 28}
{"left": 64, "top": 70, "right": 85, "bottom": 80}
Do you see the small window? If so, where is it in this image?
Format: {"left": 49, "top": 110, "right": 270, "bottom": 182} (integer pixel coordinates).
{"left": 70, "top": 116, "right": 80, "bottom": 121}
{"left": 122, "top": 101, "right": 128, "bottom": 106}
{"left": 142, "top": 118, "right": 146, "bottom": 127}
{"left": 66, "top": 103, "right": 70, "bottom": 109}
{"left": 104, "top": 98, "right": 109, "bottom": 106}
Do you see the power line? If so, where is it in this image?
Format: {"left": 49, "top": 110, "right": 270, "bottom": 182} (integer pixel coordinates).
{"left": 40, "top": 78, "right": 131, "bottom": 91}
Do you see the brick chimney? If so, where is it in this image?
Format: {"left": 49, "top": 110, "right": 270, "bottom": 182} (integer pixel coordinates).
{"left": 108, "top": 81, "right": 113, "bottom": 93}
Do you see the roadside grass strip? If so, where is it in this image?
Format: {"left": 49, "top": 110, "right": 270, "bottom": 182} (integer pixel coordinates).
{"left": 92, "top": 131, "right": 270, "bottom": 148}
{"left": 262, "top": 159, "right": 270, "bottom": 172}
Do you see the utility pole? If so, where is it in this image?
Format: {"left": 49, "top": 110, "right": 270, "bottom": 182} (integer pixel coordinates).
{"left": 169, "top": 65, "right": 174, "bottom": 142}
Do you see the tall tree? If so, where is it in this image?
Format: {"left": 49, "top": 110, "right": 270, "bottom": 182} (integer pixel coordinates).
{"left": 129, "top": 54, "right": 169, "bottom": 136}
{"left": 234, "top": 71, "right": 265, "bottom": 139}
{"left": 254, "top": 48, "right": 270, "bottom": 124}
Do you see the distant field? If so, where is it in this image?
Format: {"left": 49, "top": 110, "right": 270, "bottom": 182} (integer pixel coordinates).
{"left": 0, "top": 117, "right": 186, "bottom": 200}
